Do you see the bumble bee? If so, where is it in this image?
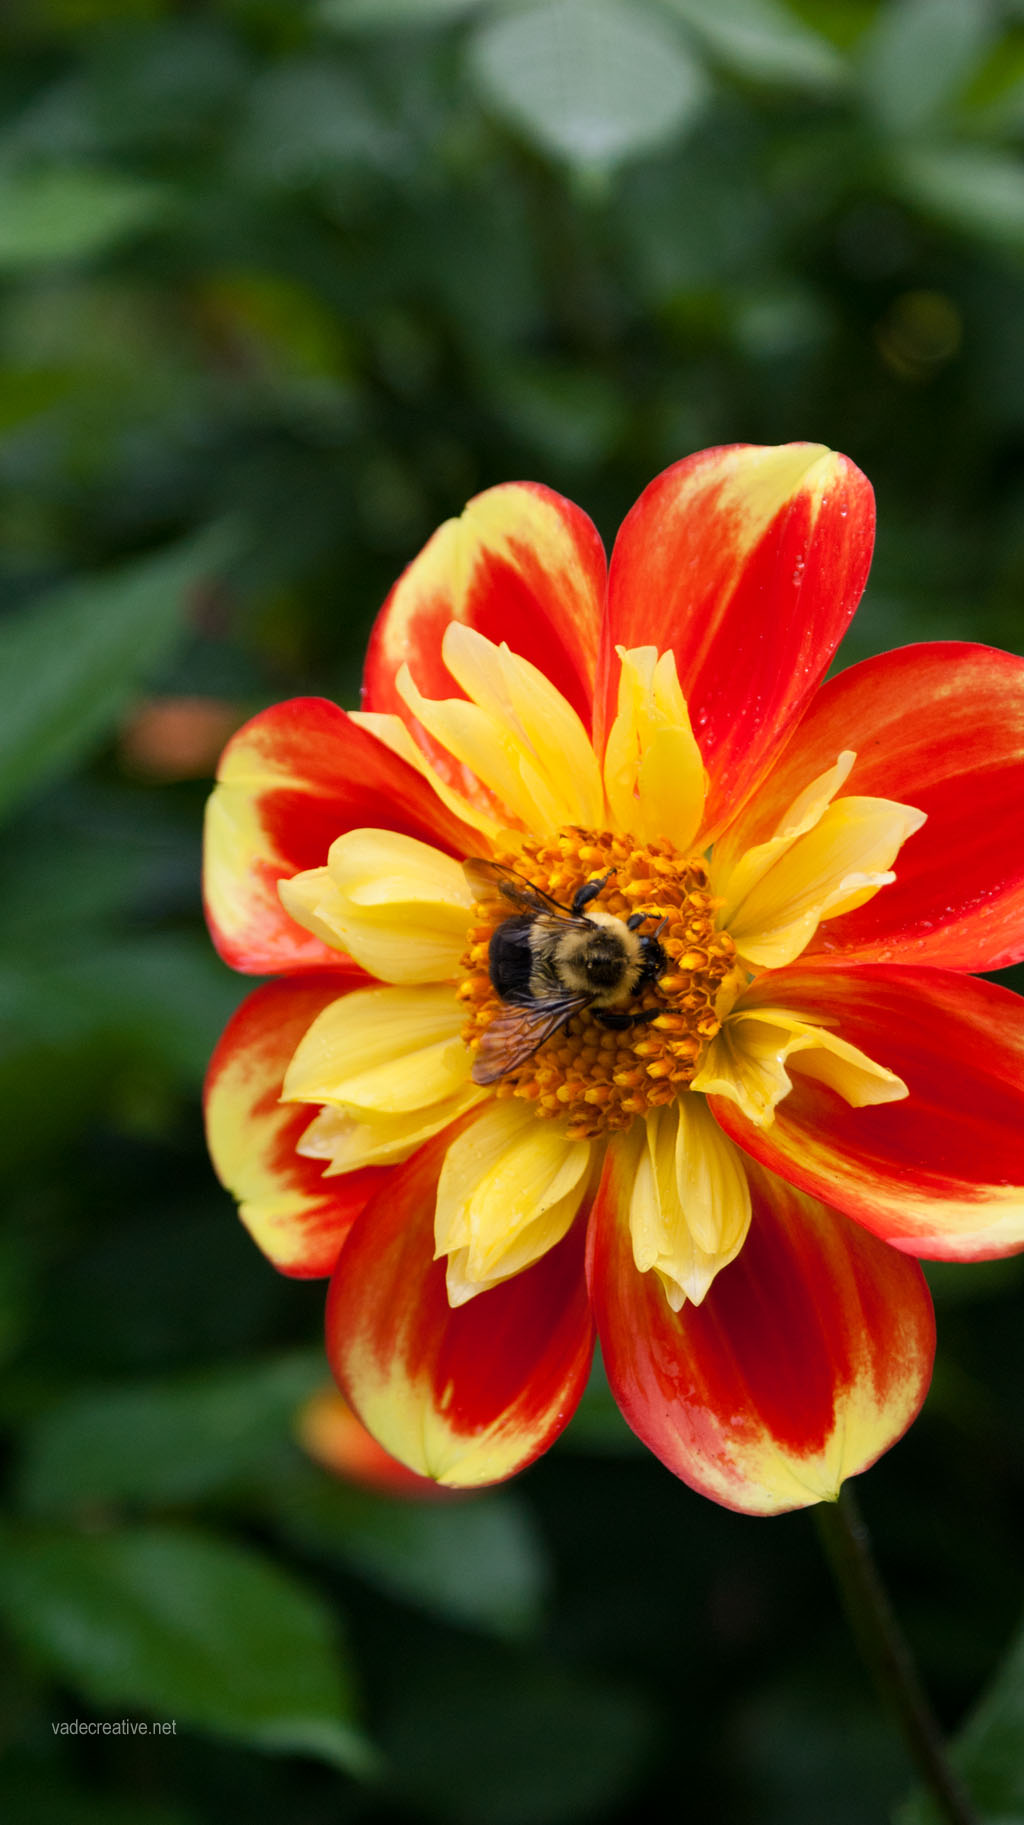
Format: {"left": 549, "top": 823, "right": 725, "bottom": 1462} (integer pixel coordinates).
{"left": 464, "top": 859, "right": 668, "bottom": 1086}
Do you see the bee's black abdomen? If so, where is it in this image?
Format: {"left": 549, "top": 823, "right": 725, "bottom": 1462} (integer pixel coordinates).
{"left": 487, "top": 916, "right": 536, "bottom": 1000}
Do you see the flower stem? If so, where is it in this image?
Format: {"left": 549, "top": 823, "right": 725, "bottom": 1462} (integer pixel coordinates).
{"left": 814, "top": 1483, "right": 979, "bottom": 1825}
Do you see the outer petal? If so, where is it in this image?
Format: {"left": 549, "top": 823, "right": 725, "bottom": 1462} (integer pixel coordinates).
{"left": 326, "top": 1132, "right": 594, "bottom": 1487}
{"left": 362, "top": 482, "right": 605, "bottom": 737}
{"left": 296, "top": 1387, "right": 454, "bottom": 1500}
{"left": 204, "top": 975, "right": 388, "bottom": 1278}
{"left": 723, "top": 643, "right": 1024, "bottom": 971}
{"left": 588, "top": 1149, "right": 935, "bottom": 1515}
{"left": 598, "top": 444, "right": 874, "bottom": 830}
{"left": 204, "top": 698, "right": 479, "bottom": 974}
{"left": 711, "top": 964, "right": 1024, "bottom": 1260}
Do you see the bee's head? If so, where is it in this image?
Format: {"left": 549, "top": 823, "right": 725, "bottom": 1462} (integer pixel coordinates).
{"left": 634, "top": 917, "right": 668, "bottom": 988}
{"left": 623, "top": 912, "right": 668, "bottom": 988}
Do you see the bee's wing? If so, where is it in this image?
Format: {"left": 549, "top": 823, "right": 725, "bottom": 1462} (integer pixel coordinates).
{"left": 471, "top": 993, "right": 588, "bottom": 1086}
{"left": 463, "top": 857, "right": 569, "bottom": 919}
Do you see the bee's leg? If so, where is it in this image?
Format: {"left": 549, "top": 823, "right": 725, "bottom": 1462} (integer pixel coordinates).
{"left": 571, "top": 872, "right": 615, "bottom": 915}
{"left": 626, "top": 912, "right": 669, "bottom": 936}
{"left": 594, "top": 1007, "right": 660, "bottom": 1030}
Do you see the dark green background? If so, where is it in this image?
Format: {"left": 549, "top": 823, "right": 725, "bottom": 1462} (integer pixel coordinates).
{"left": 2, "top": 1, "right": 1024, "bottom": 1820}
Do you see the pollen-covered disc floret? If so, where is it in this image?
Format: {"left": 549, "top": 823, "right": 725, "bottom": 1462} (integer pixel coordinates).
{"left": 457, "top": 827, "right": 737, "bottom": 1140}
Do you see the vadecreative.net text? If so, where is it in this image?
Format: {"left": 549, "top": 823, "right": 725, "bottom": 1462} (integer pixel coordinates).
{"left": 52, "top": 1720, "right": 176, "bottom": 1735}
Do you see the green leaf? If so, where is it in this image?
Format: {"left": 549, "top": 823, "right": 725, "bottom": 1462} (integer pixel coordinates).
{"left": 665, "top": 0, "right": 846, "bottom": 92}
{"left": 890, "top": 144, "right": 1024, "bottom": 249}
{"left": 0, "top": 1225, "right": 37, "bottom": 1373}
{"left": 858, "top": 0, "right": 996, "bottom": 133}
{"left": 383, "top": 1646, "right": 654, "bottom": 1824}
{"left": 0, "top": 1524, "right": 374, "bottom": 1774}
{"left": 483, "top": 359, "right": 627, "bottom": 467}
{"left": 0, "top": 792, "right": 187, "bottom": 945}
{"left": 0, "top": 934, "right": 243, "bottom": 1086}
{"left": 898, "top": 1610, "right": 1024, "bottom": 1822}
{"left": 0, "top": 168, "right": 173, "bottom": 270}
{"left": 467, "top": 0, "right": 706, "bottom": 170}
{"left": 320, "top": 0, "right": 485, "bottom": 27}
{"left": 0, "top": 367, "right": 76, "bottom": 433}
{"left": 0, "top": 524, "right": 239, "bottom": 822}
{"left": 16, "top": 1354, "right": 325, "bottom": 1514}
{"left": 964, "top": 40, "right": 1024, "bottom": 136}
{"left": 230, "top": 63, "right": 397, "bottom": 188}
{"left": 269, "top": 1471, "right": 548, "bottom": 1639}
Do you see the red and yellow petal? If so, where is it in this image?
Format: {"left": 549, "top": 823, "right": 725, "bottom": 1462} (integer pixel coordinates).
{"left": 727, "top": 642, "right": 1024, "bottom": 972}
{"left": 326, "top": 1130, "right": 595, "bottom": 1487}
{"left": 713, "top": 964, "right": 1024, "bottom": 1261}
{"left": 361, "top": 482, "right": 606, "bottom": 738}
{"left": 296, "top": 1387, "right": 456, "bottom": 1500}
{"left": 588, "top": 1148, "right": 934, "bottom": 1515}
{"left": 204, "top": 975, "right": 388, "bottom": 1278}
{"left": 204, "top": 698, "right": 480, "bottom": 974}
{"left": 598, "top": 444, "right": 875, "bottom": 831}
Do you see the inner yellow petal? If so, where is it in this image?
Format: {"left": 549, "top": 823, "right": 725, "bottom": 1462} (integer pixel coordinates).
{"left": 435, "top": 1098, "right": 593, "bottom": 1304}
{"left": 692, "top": 1005, "right": 908, "bottom": 1128}
{"left": 282, "top": 983, "right": 467, "bottom": 1110}
{"left": 277, "top": 866, "right": 347, "bottom": 951}
{"left": 713, "top": 751, "right": 856, "bottom": 905}
{"left": 281, "top": 829, "right": 473, "bottom": 985}
{"left": 297, "top": 1088, "right": 482, "bottom": 1171}
{"left": 443, "top": 624, "right": 604, "bottom": 823}
{"left": 604, "top": 646, "right": 707, "bottom": 846}
{"left": 627, "top": 1103, "right": 750, "bottom": 1310}
{"left": 396, "top": 625, "right": 603, "bottom": 833}
{"left": 722, "top": 795, "right": 927, "bottom": 970}
{"left": 674, "top": 1092, "right": 753, "bottom": 1258}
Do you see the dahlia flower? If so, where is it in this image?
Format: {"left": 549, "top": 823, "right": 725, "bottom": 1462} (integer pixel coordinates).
{"left": 204, "top": 442, "right": 1024, "bottom": 1515}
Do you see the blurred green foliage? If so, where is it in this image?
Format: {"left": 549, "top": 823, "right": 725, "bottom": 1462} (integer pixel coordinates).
{"left": 2, "top": 0, "right": 1024, "bottom": 1820}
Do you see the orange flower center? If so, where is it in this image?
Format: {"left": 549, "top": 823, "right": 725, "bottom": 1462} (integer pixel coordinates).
{"left": 457, "top": 826, "right": 738, "bottom": 1140}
